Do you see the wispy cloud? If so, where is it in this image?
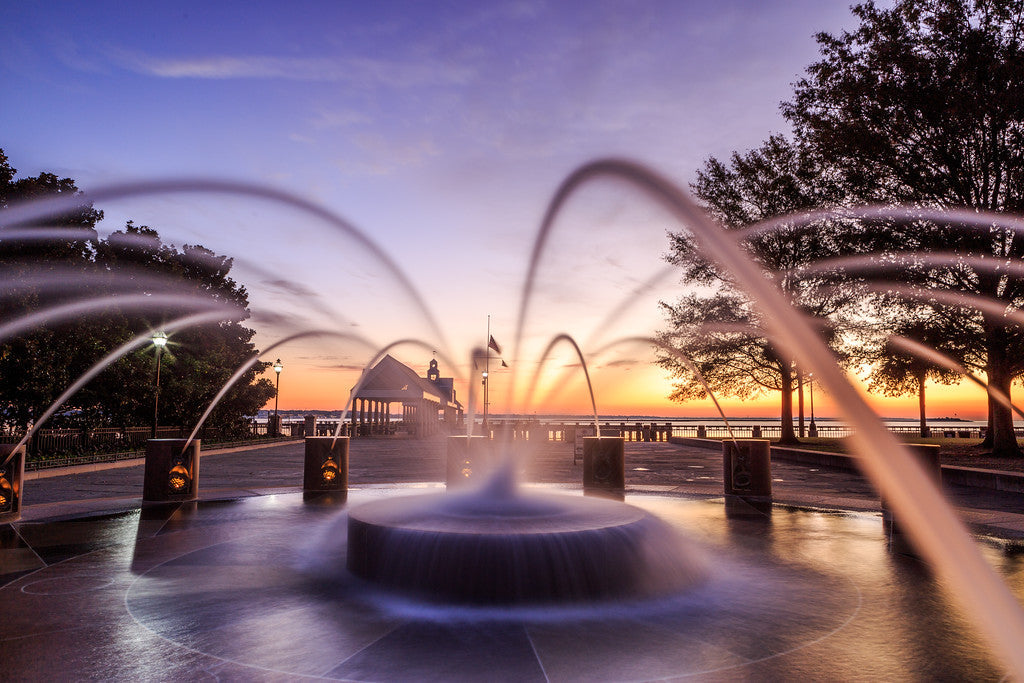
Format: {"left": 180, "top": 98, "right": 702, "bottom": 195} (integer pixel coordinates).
{"left": 321, "top": 363, "right": 365, "bottom": 371}
{"left": 334, "top": 134, "right": 440, "bottom": 175}
{"left": 604, "top": 358, "right": 640, "bottom": 368}
{"left": 261, "top": 279, "right": 318, "bottom": 298}
{"left": 112, "top": 50, "right": 475, "bottom": 88}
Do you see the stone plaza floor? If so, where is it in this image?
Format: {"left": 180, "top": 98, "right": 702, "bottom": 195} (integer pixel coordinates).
{"left": 17, "top": 437, "right": 1024, "bottom": 540}
{"left": 3, "top": 438, "right": 1024, "bottom": 680}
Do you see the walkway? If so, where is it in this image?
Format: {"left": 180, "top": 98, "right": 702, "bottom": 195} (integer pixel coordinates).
{"left": 15, "top": 437, "right": 1024, "bottom": 540}
{"left": 3, "top": 438, "right": 1023, "bottom": 680}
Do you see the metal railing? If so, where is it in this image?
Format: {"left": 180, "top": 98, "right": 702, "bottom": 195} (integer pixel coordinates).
{"left": 0, "top": 422, "right": 301, "bottom": 471}
{"left": 1, "top": 418, "right": 996, "bottom": 472}
{"left": 473, "top": 419, "right": 990, "bottom": 442}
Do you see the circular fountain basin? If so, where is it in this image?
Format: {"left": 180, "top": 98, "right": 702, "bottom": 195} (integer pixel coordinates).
{"left": 347, "top": 490, "right": 708, "bottom": 604}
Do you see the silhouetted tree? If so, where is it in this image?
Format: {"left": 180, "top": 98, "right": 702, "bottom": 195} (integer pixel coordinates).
{"left": 660, "top": 135, "right": 856, "bottom": 444}
{"left": 866, "top": 314, "right": 968, "bottom": 437}
{"left": 0, "top": 149, "right": 106, "bottom": 430}
{"left": 784, "top": 0, "right": 1024, "bottom": 456}
{"left": 0, "top": 149, "right": 275, "bottom": 436}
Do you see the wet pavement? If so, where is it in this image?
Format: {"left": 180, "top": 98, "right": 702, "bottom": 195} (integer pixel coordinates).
{"left": 3, "top": 438, "right": 1024, "bottom": 681}
{"left": 19, "top": 437, "right": 1024, "bottom": 540}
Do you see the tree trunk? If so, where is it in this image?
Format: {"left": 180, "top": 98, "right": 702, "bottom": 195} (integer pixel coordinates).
{"left": 798, "top": 372, "right": 805, "bottom": 438}
{"left": 987, "top": 367, "right": 1020, "bottom": 458}
{"left": 985, "top": 331, "right": 1021, "bottom": 457}
{"left": 778, "top": 363, "right": 799, "bottom": 445}
{"left": 980, "top": 393, "right": 994, "bottom": 448}
{"left": 917, "top": 373, "right": 928, "bottom": 438}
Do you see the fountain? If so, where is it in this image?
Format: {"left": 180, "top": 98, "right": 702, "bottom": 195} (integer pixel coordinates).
{"left": 347, "top": 475, "right": 708, "bottom": 605}
{"left": 2, "top": 164, "right": 1024, "bottom": 679}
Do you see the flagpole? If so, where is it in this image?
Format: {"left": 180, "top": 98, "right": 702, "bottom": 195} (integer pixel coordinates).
{"left": 484, "top": 314, "right": 490, "bottom": 433}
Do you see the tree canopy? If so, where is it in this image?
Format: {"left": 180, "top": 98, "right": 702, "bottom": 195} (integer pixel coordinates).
{"left": 783, "top": 0, "right": 1024, "bottom": 456}
{"left": 663, "top": 1, "right": 1024, "bottom": 456}
{"left": 865, "top": 312, "right": 969, "bottom": 436}
{"left": 660, "top": 135, "right": 858, "bottom": 444}
{"left": 0, "top": 150, "right": 275, "bottom": 436}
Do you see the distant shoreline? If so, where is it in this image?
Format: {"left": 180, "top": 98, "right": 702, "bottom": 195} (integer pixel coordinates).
{"left": 256, "top": 411, "right": 980, "bottom": 424}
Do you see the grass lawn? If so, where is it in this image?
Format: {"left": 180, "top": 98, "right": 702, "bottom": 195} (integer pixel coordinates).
{"left": 762, "top": 435, "right": 1024, "bottom": 473}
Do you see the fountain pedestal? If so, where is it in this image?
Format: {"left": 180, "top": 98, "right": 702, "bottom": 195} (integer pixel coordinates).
{"left": 723, "top": 439, "right": 772, "bottom": 515}
{"left": 583, "top": 436, "right": 625, "bottom": 492}
{"left": 304, "top": 436, "right": 348, "bottom": 494}
{"left": 446, "top": 435, "right": 490, "bottom": 487}
{"left": 0, "top": 444, "right": 25, "bottom": 524}
{"left": 883, "top": 444, "right": 941, "bottom": 553}
{"left": 143, "top": 439, "right": 200, "bottom": 502}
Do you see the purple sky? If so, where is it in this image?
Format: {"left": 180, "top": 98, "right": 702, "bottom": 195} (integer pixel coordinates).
{"left": 1, "top": 0, "right": 870, "bottom": 413}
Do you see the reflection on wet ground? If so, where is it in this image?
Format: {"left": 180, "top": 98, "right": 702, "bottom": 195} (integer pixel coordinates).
{"left": 2, "top": 487, "right": 1018, "bottom": 680}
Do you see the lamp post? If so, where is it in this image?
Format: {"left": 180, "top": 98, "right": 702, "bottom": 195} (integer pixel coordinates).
{"left": 808, "top": 372, "right": 818, "bottom": 438}
{"left": 482, "top": 370, "right": 489, "bottom": 433}
{"left": 273, "top": 359, "right": 283, "bottom": 436}
{"left": 151, "top": 332, "right": 168, "bottom": 438}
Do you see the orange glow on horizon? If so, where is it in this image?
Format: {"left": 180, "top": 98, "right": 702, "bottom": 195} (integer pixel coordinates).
{"left": 262, "top": 360, "right": 995, "bottom": 421}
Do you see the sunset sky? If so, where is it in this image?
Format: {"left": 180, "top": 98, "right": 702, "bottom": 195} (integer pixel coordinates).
{"left": 2, "top": 1, "right": 988, "bottom": 420}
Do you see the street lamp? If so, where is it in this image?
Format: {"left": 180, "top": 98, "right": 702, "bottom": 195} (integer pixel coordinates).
{"left": 273, "top": 359, "right": 283, "bottom": 435}
{"left": 808, "top": 372, "right": 818, "bottom": 438}
{"left": 151, "top": 332, "right": 168, "bottom": 438}
{"left": 273, "top": 359, "right": 283, "bottom": 415}
{"left": 481, "top": 370, "right": 489, "bottom": 432}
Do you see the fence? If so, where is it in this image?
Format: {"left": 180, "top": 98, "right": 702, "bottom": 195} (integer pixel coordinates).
{"left": 0, "top": 421, "right": 303, "bottom": 470}
{"left": 474, "top": 420, "right": 991, "bottom": 442}
{"left": 0, "top": 417, "right": 997, "bottom": 471}
{"left": 476, "top": 420, "right": 675, "bottom": 443}
{"left": 669, "top": 423, "right": 989, "bottom": 440}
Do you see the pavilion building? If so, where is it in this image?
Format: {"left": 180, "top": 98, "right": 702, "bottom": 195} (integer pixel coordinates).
{"left": 349, "top": 355, "right": 463, "bottom": 436}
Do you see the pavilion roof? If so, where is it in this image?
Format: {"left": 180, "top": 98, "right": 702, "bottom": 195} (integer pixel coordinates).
{"left": 351, "top": 354, "right": 462, "bottom": 408}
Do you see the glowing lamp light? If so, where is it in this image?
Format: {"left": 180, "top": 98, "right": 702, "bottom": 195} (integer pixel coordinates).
{"left": 273, "top": 359, "right": 283, "bottom": 374}
{"left": 152, "top": 331, "right": 168, "bottom": 348}
{"left": 321, "top": 458, "right": 339, "bottom": 484}
{"left": 0, "top": 474, "right": 12, "bottom": 511}
{"left": 168, "top": 463, "right": 190, "bottom": 493}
